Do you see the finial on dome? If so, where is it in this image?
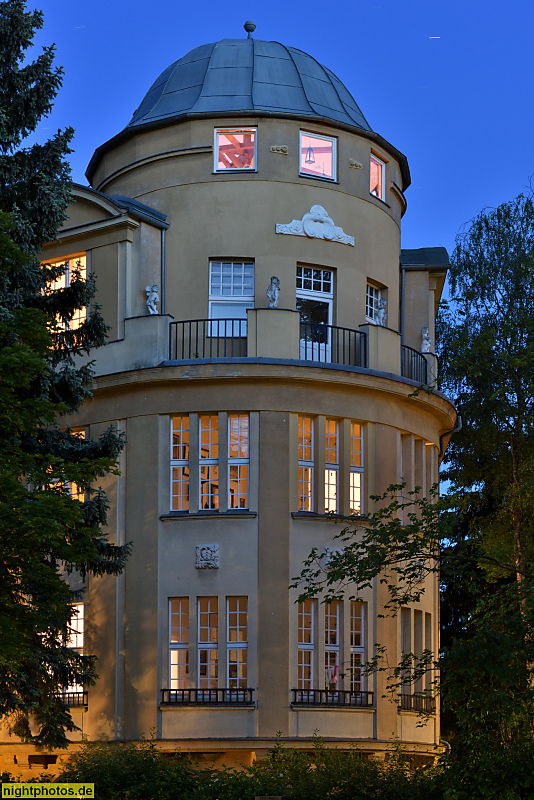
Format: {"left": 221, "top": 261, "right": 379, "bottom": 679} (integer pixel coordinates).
{"left": 244, "top": 20, "right": 256, "bottom": 38}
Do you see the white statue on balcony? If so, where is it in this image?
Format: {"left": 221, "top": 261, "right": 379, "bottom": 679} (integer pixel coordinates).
{"left": 146, "top": 285, "right": 159, "bottom": 315}
{"left": 421, "top": 326, "right": 432, "bottom": 353}
{"left": 376, "top": 298, "right": 387, "bottom": 326}
{"left": 266, "top": 276, "right": 280, "bottom": 308}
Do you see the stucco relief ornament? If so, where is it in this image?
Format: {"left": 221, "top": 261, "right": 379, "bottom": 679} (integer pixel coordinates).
{"left": 195, "top": 544, "right": 219, "bottom": 569}
{"left": 266, "top": 276, "right": 280, "bottom": 308}
{"left": 145, "top": 284, "right": 159, "bottom": 314}
{"left": 276, "top": 205, "right": 355, "bottom": 246}
{"left": 421, "top": 326, "right": 432, "bottom": 353}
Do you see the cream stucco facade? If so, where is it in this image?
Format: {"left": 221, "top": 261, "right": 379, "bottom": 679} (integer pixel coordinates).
{"left": 0, "top": 31, "right": 455, "bottom": 776}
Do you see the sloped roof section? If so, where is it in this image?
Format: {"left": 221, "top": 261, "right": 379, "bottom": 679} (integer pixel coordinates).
{"left": 126, "top": 38, "right": 372, "bottom": 132}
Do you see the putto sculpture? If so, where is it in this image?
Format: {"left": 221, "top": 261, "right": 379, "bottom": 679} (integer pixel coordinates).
{"left": 421, "top": 326, "right": 432, "bottom": 353}
{"left": 146, "top": 284, "right": 160, "bottom": 314}
{"left": 266, "top": 276, "right": 280, "bottom": 308}
{"left": 376, "top": 298, "right": 388, "bottom": 327}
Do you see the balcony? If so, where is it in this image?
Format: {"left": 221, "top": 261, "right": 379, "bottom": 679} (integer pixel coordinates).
{"left": 291, "top": 689, "right": 374, "bottom": 708}
{"left": 91, "top": 309, "right": 435, "bottom": 385}
{"left": 57, "top": 691, "right": 88, "bottom": 709}
{"left": 398, "top": 693, "right": 435, "bottom": 713}
{"left": 161, "top": 688, "right": 255, "bottom": 706}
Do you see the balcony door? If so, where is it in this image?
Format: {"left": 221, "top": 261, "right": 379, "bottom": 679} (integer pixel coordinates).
{"left": 296, "top": 267, "right": 333, "bottom": 362}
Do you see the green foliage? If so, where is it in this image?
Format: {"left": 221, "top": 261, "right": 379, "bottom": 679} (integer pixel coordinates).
{"left": 0, "top": 2, "right": 129, "bottom": 748}
{"left": 59, "top": 739, "right": 197, "bottom": 800}
{"left": 437, "top": 192, "right": 534, "bottom": 580}
{"left": 55, "top": 735, "right": 444, "bottom": 800}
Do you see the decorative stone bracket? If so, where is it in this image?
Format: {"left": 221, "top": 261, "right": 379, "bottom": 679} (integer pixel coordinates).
{"left": 276, "top": 205, "right": 355, "bottom": 246}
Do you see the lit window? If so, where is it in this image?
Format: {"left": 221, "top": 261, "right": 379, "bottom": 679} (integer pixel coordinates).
{"left": 228, "top": 415, "right": 249, "bottom": 509}
{"left": 169, "top": 598, "right": 189, "bottom": 690}
{"left": 300, "top": 131, "right": 336, "bottom": 181}
{"left": 298, "top": 416, "right": 314, "bottom": 511}
{"left": 370, "top": 155, "right": 385, "bottom": 199}
{"left": 198, "top": 597, "right": 218, "bottom": 689}
{"left": 324, "top": 601, "right": 340, "bottom": 689}
{"left": 171, "top": 417, "right": 190, "bottom": 511}
{"left": 215, "top": 128, "right": 256, "bottom": 171}
{"left": 209, "top": 261, "right": 254, "bottom": 335}
{"left": 227, "top": 597, "right": 247, "bottom": 689}
{"left": 325, "top": 419, "right": 339, "bottom": 513}
{"left": 64, "top": 604, "right": 84, "bottom": 694}
{"left": 350, "top": 601, "right": 365, "bottom": 693}
{"left": 199, "top": 416, "right": 219, "bottom": 511}
{"left": 350, "top": 423, "right": 364, "bottom": 515}
{"left": 298, "top": 600, "right": 316, "bottom": 690}
{"left": 366, "top": 283, "right": 381, "bottom": 322}
{"left": 68, "top": 428, "right": 85, "bottom": 501}
{"left": 44, "top": 253, "right": 87, "bottom": 330}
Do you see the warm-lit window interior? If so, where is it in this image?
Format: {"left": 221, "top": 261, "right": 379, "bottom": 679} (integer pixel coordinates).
{"left": 298, "top": 416, "right": 314, "bottom": 511}
{"left": 370, "top": 155, "right": 385, "bottom": 199}
{"left": 324, "top": 419, "right": 339, "bottom": 513}
{"left": 350, "top": 601, "right": 365, "bottom": 692}
{"left": 324, "top": 601, "right": 340, "bottom": 688}
{"left": 215, "top": 128, "right": 256, "bottom": 171}
{"left": 169, "top": 597, "right": 189, "bottom": 689}
{"left": 300, "top": 132, "right": 336, "bottom": 180}
{"left": 199, "top": 416, "right": 219, "bottom": 510}
{"left": 227, "top": 597, "right": 247, "bottom": 689}
{"left": 228, "top": 414, "right": 249, "bottom": 509}
{"left": 350, "top": 422, "right": 363, "bottom": 515}
{"left": 198, "top": 597, "right": 218, "bottom": 688}
{"left": 298, "top": 599, "right": 316, "bottom": 690}
{"left": 171, "top": 416, "right": 190, "bottom": 511}
{"left": 44, "top": 253, "right": 87, "bottom": 330}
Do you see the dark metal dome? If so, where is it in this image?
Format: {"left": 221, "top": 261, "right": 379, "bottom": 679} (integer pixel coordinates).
{"left": 126, "top": 38, "right": 373, "bottom": 132}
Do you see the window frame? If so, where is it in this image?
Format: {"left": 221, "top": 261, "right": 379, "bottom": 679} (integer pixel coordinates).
{"left": 214, "top": 127, "right": 257, "bottom": 173}
{"left": 169, "top": 597, "right": 189, "bottom": 690}
{"left": 43, "top": 252, "right": 87, "bottom": 331}
{"left": 350, "top": 601, "right": 366, "bottom": 694}
{"left": 365, "top": 282, "right": 382, "bottom": 324}
{"left": 324, "top": 419, "right": 339, "bottom": 514}
{"left": 298, "top": 416, "right": 314, "bottom": 512}
{"left": 198, "top": 597, "right": 219, "bottom": 689}
{"left": 370, "top": 154, "right": 386, "bottom": 200}
{"left": 199, "top": 415, "right": 219, "bottom": 511}
{"left": 350, "top": 422, "right": 364, "bottom": 516}
{"left": 227, "top": 597, "right": 248, "bottom": 690}
{"left": 299, "top": 130, "right": 337, "bottom": 182}
{"left": 170, "top": 416, "right": 190, "bottom": 511}
{"left": 297, "top": 599, "right": 316, "bottom": 690}
{"left": 228, "top": 414, "right": 249, "bottom": 510}
{"left": 208, "top": 261, "right": 255, "bottom": 335}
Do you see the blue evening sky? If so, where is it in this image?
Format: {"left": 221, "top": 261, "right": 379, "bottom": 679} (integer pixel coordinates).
{"left": 33, "top": 0, "right": 534, "bottom": 259}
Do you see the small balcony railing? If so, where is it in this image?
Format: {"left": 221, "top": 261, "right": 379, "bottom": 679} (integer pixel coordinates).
{"left": 170, "top": 319, "right": 248, "bottom": 360}
{"left": 401, "top": 345, "right": 428, "bottom": 384}
{"left": 58, "top": 691, "right": 88, "bottom": 708}
{"left": 398, "top": 693, "right": 435, "bottom": 713}
{"left": 299, "top": 322, "right": 367, "bottom": 368}
{"left": 291, "top": 689, "right": 374, "bottom": 707}
{"left": 161, "top": 688, "right": 255, "bottom": 706}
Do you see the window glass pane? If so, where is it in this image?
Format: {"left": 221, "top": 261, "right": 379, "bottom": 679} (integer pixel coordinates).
{"left": 172, "top": 416, "right": 189, "bottom": 460}
{"left": 324, "top": 468, "right": 338, "bottom": 513}
{"left": 229, "top": 414, "right": 249, "bottom": 458}
{"left": 66, "top": 604, "right": 84, "bottom": 650}
{"left": 298, "top": 600, "right": 314, "bottom": 644}
{"left": 300, "top": 133, "right": 335, "bottom": 179}
{"left": 370, "top": 156, "right": 384, "bottom": 198}
{"left": 216, "top": 129, "right": 256, "bottom": 170}
{"left": 229, "top": 464, "right": 248, "bottom": 509}
{"left": 198, "top": 598, "right": 218, "bottom": 642}
{"left": 350, "top": 472, "right": 361, "bottom": 515}
{"left": 200, "top": 416, "right": 218, "bottom": 459}
{"left": 44, "top": 254, "right": 87, "bottom": 331}
{"left": 200, "top": 465, "right": 219, "bottom": 509}
{"left": 350, "top": 423, "right": 362, "bottom": 467}
{"left": 170, "top": 598, "right": 189, "bottom": 644}
{"left": 298, "top": 416, "right": 313, "bottom": 461}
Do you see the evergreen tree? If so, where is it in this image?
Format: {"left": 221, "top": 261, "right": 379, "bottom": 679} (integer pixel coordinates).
{"left": 0, "top": 2, "right": 129, "bottom": 747}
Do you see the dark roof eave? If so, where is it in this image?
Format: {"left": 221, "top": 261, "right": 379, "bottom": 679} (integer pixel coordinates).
{"left": 85, "top": 109, "right": 411, "bottom": 190}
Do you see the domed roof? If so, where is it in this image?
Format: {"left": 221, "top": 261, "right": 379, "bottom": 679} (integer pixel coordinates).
{"left": 126, "top": 38, "right": 373, "bottom": 133}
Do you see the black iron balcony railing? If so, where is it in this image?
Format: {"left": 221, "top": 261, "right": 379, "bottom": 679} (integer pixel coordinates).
{"left": 398, "top": 693, "right": 436, "bottom": 713}
{"left": 401, "top": 344, "right": 428, "bottom": 383}
{"left": 299, "top": 323, "right": 367, "bottom": 368}
{"left": 58, "top": 691, "right": 88, "bottom": 708}
{"left": 170, "top": 319, "right": 248, "bottom": 360}
{"left": 291, "top": 689, "right": 374, "bottom": 707}
{"left": 161, "top": 688, "right": 255, "bottom": 706}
